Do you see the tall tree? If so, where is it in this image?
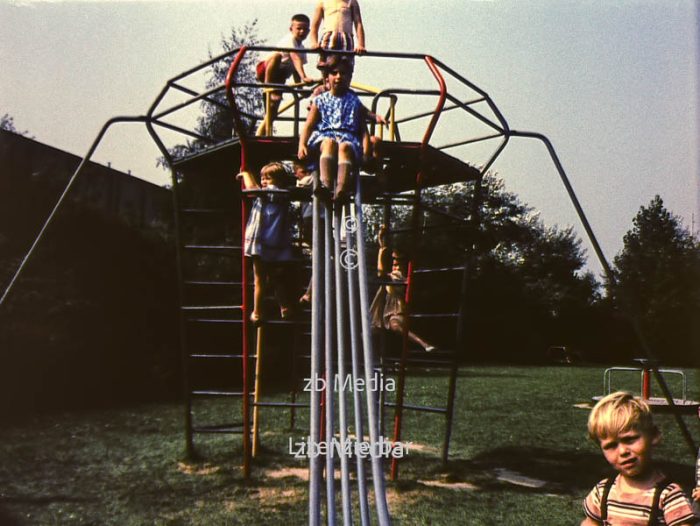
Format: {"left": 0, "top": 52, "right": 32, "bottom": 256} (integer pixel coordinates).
{"left": 0, "top": 113, "right": 31, "bottom": 137}
{"left": 364, "top": 174, "right": 598, "bottom": 361}
{"left": 610, "top": 195, "right": 700, "bottom": 365}
{"left": 164, "top": 21, "right": 264, "bottom": 163}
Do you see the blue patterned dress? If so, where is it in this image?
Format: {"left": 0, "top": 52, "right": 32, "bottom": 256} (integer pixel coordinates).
{"left": 308, "top": 89, "right": 364, "bottom": 162}
{"left": 243, "top": 185, "right": 294, "bottom": 262}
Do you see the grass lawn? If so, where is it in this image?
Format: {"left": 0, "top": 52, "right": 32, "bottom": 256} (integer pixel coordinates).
{"left": 1, "top": 366, "right": 698, "bottom": 525}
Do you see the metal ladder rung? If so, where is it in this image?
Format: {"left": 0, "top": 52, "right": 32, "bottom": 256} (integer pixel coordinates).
{"left": 183, "top": 244, "right": 241, "bottom": 251}
{"left": 410, "top": 313, "right": 459, "bottom": 319}
{"left": 192, "top": 424, "right": 244, "bottom": 434}
{"left": 187, "top": 318, "right": 241, "bottom": 324}
{"left": 384, "top": 402, "right": 447, "bottom": 414}
{"left": 412, "top": 266, "right": 466, "bottom": 274}
{"left": 189, "top": 353, "right": 256, "bottom": 359}
{"left": 180, "top": 208, "right": 228, "bottom": 214}
{"left": 384, "top": 358, "right": 454, "bottom": 368}
{"left": 191, "top": 390, "right": 251, "bottom": 397}
{"left": 184, "top": 280, "right": 241, "bottom": 286}
{"left": 181, "top": 305, "right": 241, "bottom": 311}
{"left": 254, "top": 401, "right": 309, "bottom": 408}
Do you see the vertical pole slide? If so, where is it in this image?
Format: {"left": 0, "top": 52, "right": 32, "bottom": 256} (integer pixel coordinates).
{"left": 324, "top": 200, "right": 337, "bottom": 526}
{"left": 346, "top": 208, "right": 371, "bottom": 526}
{"left": 333, "top": 205, "right": 354, "bottom": 525}
{"left": 352, "top": 181, "right": 392, "bottom": 526}
{"left": 309, "top": 192, "right": 323, "bottom": 526}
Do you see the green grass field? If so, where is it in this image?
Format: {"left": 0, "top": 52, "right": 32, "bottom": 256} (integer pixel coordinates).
{"left": 1, "top": 366, "right": 698, "bottom": 525}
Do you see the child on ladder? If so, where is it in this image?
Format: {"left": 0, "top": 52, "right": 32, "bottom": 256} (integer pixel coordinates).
{"left": 581, "top": 391, "right": 697, "bottom": 525}
{"left": 297, "top": 54, "right": 371, "bottom": 202}
{"left": 237, "top": 162, "right": 296, "bottom": 323}
{"left": 370, "top": 225, "right": 436, "bottom": 353}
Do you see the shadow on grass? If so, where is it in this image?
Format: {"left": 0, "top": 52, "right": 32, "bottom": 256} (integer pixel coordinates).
{"left": 396, "top": 445, "right": 696, "bottom": 495}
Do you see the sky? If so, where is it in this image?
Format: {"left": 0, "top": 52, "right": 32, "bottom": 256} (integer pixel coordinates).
{"left": 1, "top": 0, "right": 698, "bottom": 279}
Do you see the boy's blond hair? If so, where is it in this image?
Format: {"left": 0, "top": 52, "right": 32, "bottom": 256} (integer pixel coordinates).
{"left": 587, "top": 391, "right": 656, "bottom": 442}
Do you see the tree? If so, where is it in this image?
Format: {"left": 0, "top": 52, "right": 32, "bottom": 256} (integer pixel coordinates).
{"left": 363, "top": 174, "right": 599, "bottom": 361}
{"left": 163, "top": 21, "right": 265, "bottom": 163}
{"left": 609, "top": 195, "right": 700, "bottom": 365}
{"left": 1, "top": 113, "right": 31, "bottom": 137}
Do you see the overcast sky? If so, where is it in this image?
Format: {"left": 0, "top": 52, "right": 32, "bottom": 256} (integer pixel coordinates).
{"left": 1, "top": 0, "right": 697, "bottom": 278}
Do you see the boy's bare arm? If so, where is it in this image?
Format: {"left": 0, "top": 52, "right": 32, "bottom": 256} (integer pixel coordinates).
{"left": 290, "top": 52, "right": 312, "bottom": 84}
{"left": 310, "top": 1, "right": 323, "bottom": 48}
{"left": 580, "top": 518, "right": 600, "bottom": 526}
{"left": 352, "top": 1, "right": 366, "bottom": 52}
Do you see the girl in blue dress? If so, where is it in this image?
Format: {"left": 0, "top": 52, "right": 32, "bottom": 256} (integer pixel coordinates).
{"left": 238, "top": 162, "right": 295, "bottom": 322}
{"left": 298, "top": 54, "right": 370, "bottom": 202}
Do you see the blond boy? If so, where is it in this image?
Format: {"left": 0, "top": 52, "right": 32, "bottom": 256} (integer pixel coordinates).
{"left": 582, "top": 392, "right": 697, "bottom": 525}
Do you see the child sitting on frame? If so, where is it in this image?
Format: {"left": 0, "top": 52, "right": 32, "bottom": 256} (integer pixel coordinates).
{"left": 298, "top": 54, "right": 370, "bottom": 202}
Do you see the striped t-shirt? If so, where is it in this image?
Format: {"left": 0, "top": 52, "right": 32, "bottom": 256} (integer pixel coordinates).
{"left": 583, "top": 475, "right": 697, "bottom": 525}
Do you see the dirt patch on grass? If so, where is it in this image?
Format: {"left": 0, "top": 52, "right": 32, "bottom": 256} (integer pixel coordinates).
{"left": 177, "top": 461, "right": 221, "bottom": 476}
{"left": 256, "top": 486, "right": 304, "bottom": 503}
{"left": 406, "top": 441, "right": 439, "bottom": 455}
{"left": 265, "top": 467, "right": 309, "bottom": 481}
{"left": 386, "top": 486, "right": 430, "bottom": 507}
{"left": 417, "top": 479, "right": 479, "bottom": 490}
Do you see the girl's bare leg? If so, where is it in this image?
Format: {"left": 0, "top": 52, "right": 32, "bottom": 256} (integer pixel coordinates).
{"left": 252, "top": 258, "right": 266, "bottom": 322}
{"left": 319, "top": 138, "right": 338, "bottom": 192}
{"left": 336, "top": 142, "right": 355, "bottom": 200}
{"left": 272, "top": 263, "right": 295, "bottom": 318}
{"left": 389, "top": 318, "right": 434, "bottom": 351}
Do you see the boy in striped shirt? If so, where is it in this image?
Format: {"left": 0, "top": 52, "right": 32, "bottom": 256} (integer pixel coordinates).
{"left": 582, "top": 391, "right": 697, "bottom": 525}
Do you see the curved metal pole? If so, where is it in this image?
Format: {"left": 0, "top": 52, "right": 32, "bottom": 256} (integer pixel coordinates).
{"left": 420, "top": 56, "right": 448, "bottom": 151}
{"left": 0, "top": 115, "right": 148, "bottom": 309}
{"left": 324, "top": 200, "right": 337, "bottom": 526}
{"left": 225, "top": 46, "right": 251, "bottom": 163}
{"left": 352, "top": 181, "right": 392, "bottom": 526}
{"left": 508, "top": 129, "right": 697, "bottom": 456}
{"left": 507, "top": 130, "right": 612, "bottom": 277}
{"left": 309, "top": 191, "right": 323, "bottom": 526}
{"left": 345, "top": 207, "right": 371, "bottom": 526}
{"left": 224, "top": 46, "right": 255, "bottom": 478}
{"left": 333, "top": 205, "right": 353, "bottom": 525}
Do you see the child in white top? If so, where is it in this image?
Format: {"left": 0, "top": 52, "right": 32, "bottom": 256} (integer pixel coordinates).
{"left": 256, "top": 14, "right": 313, "bottom": 121}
